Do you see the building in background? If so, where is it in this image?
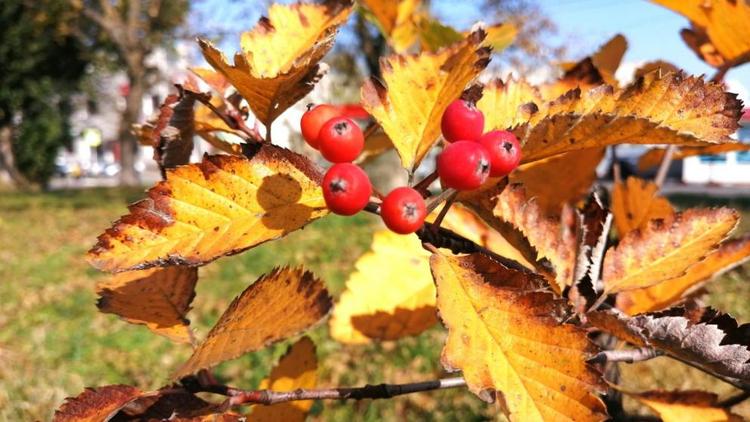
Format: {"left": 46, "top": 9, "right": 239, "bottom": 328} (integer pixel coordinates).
{"left": 683, "top": 109, "right": 750, "bottom": 185}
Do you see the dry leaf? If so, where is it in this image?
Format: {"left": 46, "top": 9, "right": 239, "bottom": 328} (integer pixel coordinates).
{"left": 173, "top": 267, "right": 331, "bottom": 379}
{"left": 199, "top": 1, "right": 353, "bottom": 125}
{"left": 652, "top": 0, "right": 750, "bottom": 68}
{"left": 96, "top": 266, "right": 198, "bottom": 343}
{"left": 250, "top": 336, "right": 317, "bottom": 422}
{"left": 602, "top": 208, "right": 738, "bottom": 294}
{"left": 617, "top": 235, "right": 750, "bottom": 315}
{"left": 631, "top": 390, "right": 743, "bottom": 422}
{"left": 517, "top": 72, "right": 742, "bottom": 164}
{"left": 510, "top": 148, "right": 605, "bottom": 216}
{"left": 119, "top": 389, "right": 219, "bottom": 420}
{"left": 477, "top": 78, "right": 543, "bottom": 133}
{"left": 633, "top": 60, "right": 680, "bottom": 79}
{"left": 360, "top": 0, "right": 421, "bottom": 52}
{"left": 329, "top": 230, "right": 436, "bottom": 344}
{"left": 611, "top": 176, "right": 674, "bottom": 237}
{"left": 361, "top": 30, "right": 490, "bottom": 171}
{"left": 570, "top": 194, "right": 612, "bottom": 312}
{"left": 588, "top": 305, "right": 750, "bottom": 382}
{"left": 638, "top": 144, "right": 750, "bottom": 171}
{"left": 88, "top": 145, "right": 328, "bottom": 272}
{"left": 431, "top": 252, "right": 607, "bottom": 421}
{"left": 54, "top": 385, "right": 141, "bottom": 422}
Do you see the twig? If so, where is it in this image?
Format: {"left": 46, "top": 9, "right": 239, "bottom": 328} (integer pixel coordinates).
{"left": 653, "top": 145, "right": 676, "bottom": 188}
{"left": 189, "top": 377, "right": 466, "bottom": 407}
{"left": 587, "top": 347, "right": 663, "bottom": 365}
{"left": 413, "top": 170, "right": 439, "bottom": 196}
{"left": 425, "top": 188, "right": 457, "bottom": 214}
{"left": 192, "top": 94, "right": 262, "bottom": 142}
{"left": 718, "top": 390, "right": 750, "bottom": 408}
{"left": 710, "top": 65, "right": 730, "bottom": 84}
{"left": 431, "top": 191, "right": 458, "bottom": 231}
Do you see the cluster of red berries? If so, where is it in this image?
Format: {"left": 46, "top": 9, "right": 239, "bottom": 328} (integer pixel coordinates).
{"left": 299, "top": 98, "right": 522, "bottom": 235}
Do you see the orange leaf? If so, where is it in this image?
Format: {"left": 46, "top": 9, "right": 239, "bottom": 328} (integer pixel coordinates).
{"left": 517, "top": 72, "right": 742, "bottom": 164}
{"left": 53, "top": 385, "right": 141, "bottom": 422}
{"left": 361, "top": 30, "right": 490, "bottom": 171}
{"left": 199, "top": 1, "right": 353, "bottom": 125}
{"left": 96, "top": 266, "right": 198, "bottom": 343}
{"left": 359, "top": 0, "right": 421, "bottom": 52}
{"left": 630, "top": 390, "right": 743, "bottom": 422}
{"left": 602, "top": 208, "right": 738, "bottom": 294}
{"left": 652, "top": 0, "right": 750, "bottom": 68}
{"left": 638, "top": 143, "right": 750, "bottom": 171}
{"left": 250, "top": 337, "right": 317, "bottom": 422}
{"left": 617, "top": 235, "right": 750, "bottom": 314}
{"left": 173, "top": 267, "right": 331, "bottom": 379}
{"left": 88, "top": 145, "right": 328, "bottom": 272}
{"left": 329, "top": 230, "right": 436, "bottom": 344}
{"left": 430, "top": 252, "right": 607, "bottom": 421}
{"left": 611, "top": 176, "right": 674, "bottom": 237}
{"left": 510, "top": 148, "right": 605, "bottom": 216}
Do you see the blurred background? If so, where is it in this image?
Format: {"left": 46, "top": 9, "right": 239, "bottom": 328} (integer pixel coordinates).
{"left": 1, "top": 1, "right": 750, "bottom": 420}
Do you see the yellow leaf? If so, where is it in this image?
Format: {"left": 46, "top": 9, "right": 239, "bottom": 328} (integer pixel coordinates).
{"left": 53, "top": 385, "right": 142, "bottom": 422}
{"left": 199, "top": 1, "right": 353, "bottom": 125}
{"left": 477, "top": 78, "right": 542, "bottom": 133}
{"left": 602, "top": 208, "right": 738, "bottom": 294}
{"left": 96, "top": 267, "right": 198, "bottom": 344}
{"left": 173, "top": 267, "right": 331, "bottom": 379}
{"left": 250, "top": 337, "right": 317, "bottom": 422}
{"left": 652, "top": 0, "right": 750, "bottom": 68}
{"left": 360, "top": 0, "right": 422, "bottom": 52}
{"left": 361, "top": 30, "right": 490, "bottom": 171}
{"left": 611, "top": 176, "right": 674, "bottom": 237}
{"left": 484, "top": 22, "right": 518, "bottom": 52}
{"left": 510, "top": 148, "right": 605, "bottom": 216}
{"left": 617, "top": 235, "right": 750, "bottom": 314}
{"left": 631, "top": 390, "right": 743, "bottom": 422}
{"left": 417, "top": 16, "right": 463, "bottom": 52}
{"left": 430, "top": 252, "right": 607, "bottom": 421}
{"left": 329, "top": 230, "right": 436, "bottom": 344}
{"left": 518, "top": 72, "right": 742, "bottom": 164}
{"left": 638, "top": 143, "right": 750, "bottom": 171}
{"left": 88, "top": 145, "right": 328, "bottom": 272}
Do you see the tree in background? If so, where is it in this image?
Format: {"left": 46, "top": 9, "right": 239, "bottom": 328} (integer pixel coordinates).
{"left": 72, "top": 0, "right": 189, "bottom": 186}
{"left": 0, "top": 0, "right": 87, "bottom": 189}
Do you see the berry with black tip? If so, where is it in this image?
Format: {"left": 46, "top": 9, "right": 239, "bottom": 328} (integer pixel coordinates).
{"left": 300, "top": 104, "right": 340, "bottom": 149}
{"left": 322, "top": 163, "right": 372, "bottom": 215}
{"left": 380, "top": 187, "right": 427, "bottom": 234}
{"left": 437, "top": 140, "right": 491, "bottom": 191}
{"left": 318, "top": 117, "right": 364, "bottom": 163}
{"left": 441, "top": 99, "right": 485, "bottom": 143}
{"left": 478, "top": 130, "right": 522, "bottom": 177}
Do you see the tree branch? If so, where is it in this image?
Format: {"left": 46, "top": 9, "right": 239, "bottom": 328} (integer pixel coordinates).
{"left": 587, "top": 347, "right": 663, "bottom": 365}
{"left": 188, "top": 377, "right": 466, "bottom": 408}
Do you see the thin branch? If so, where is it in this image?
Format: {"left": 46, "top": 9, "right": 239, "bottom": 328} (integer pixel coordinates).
{"left": 189, "top": 377, "right": 466, "bottom": 407}
{"left": 413, "top": 170, "right": 439, "bottom": 196}
{"left": 431, "top": 190, "right": 458, "bottom": 230}
{"left": 191, "top": 94, "right": 262, "bottom": 143}
{"left": 710, "top": 65, "right": 731, "bottom": 84}
{"left": 718, "top": 390, "right": 750, "bottom": 408}
{"left": 653, "top": 145, "right": 676, "bottom": 188}
{"left": 587, "top": 347, "right": 663, "bottom": 365}
{"left": 425, "top": 188, "right": 457, "bottom": 214}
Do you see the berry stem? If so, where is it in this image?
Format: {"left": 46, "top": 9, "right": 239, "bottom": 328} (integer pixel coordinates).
{"left": 413, "top": 170, "right": 439, "bottom": 196}
{"left": 430, "top": 190, "right": 458, "bottom": 232}
{"left": 425, "top": 188, "right": 457, "bottom": 214}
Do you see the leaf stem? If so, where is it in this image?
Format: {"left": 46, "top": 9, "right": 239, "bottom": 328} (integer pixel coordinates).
{"left": 192, "top": 93, "right": 262, "bottom": 143}
{"left": 587, "top": 347, "right": 663, "bottom": 365}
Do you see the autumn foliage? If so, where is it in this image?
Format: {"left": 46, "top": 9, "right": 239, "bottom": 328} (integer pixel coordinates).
{"left": 53, "top": 1, "right": 750, "bottom": 421}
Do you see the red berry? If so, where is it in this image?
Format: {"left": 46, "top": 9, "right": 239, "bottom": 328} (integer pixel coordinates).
{"left": 478, "top": 130, "right": 522, "bottom": 177}
{"left": 437, "top": 141, "right": 491, "bottom": 190}
{"left": 301, "top": 104, "right": 340, "bottom": 149}
{"left": 318, "top": 117, "right": 364, "bottom": 163}
{"left": 323, "top": 163, "right": 372, "bottom": 215}
{"left": 441, "top": 99, "right": 484, "bottom": 143}
{"left": 380, "top": 187, "right": 427, "bottom": 234}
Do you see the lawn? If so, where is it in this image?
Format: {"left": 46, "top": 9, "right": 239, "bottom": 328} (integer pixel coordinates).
{"left": 1, "top": 187, "right": 749, "bottom": 421}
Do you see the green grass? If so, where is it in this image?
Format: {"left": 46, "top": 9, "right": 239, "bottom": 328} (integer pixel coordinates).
{"left": 1, "top": 187, "right": 749, "bottom": 421}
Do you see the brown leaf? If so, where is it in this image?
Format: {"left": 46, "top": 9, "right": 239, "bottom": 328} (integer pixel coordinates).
{"left": 588, "top": 305, "right": 750, "bottom": 382}
{"left": 510, "top": 148, "right": 605, "bottom": 216}
{"left": 199, "top": 1, "right": 353, "bottom": 125}
{"left": 611, "top": 176, "right": 674, "bottom": 237}
{"left": 361, "top": 30, "right": 490, "bottom": 170}
{"left": 602, "top": 208, "right": 738, "bottom": 294}
{"left": 173, "top": 267, "right": 331, "bottom": 379}
{"left": 617, "top": 235, "right": 750, "bottom": 315}
{"left": 633, "top": 60, "right": 680, "bottom": 79}
{"left": 53, "top": 385, "right": 141, "bottom": 422}
{"left": 96, "top": 266, "right": 198, "bottom": 343}
{"left": 569, "top": 193, "right": 612, "bottom": 312}
{"left": 630, "top": 390, "right": 744, "bottom": 422}
{"left": 119, "top": 389, "right": 217, "bottom": 420}
{"left": 518, "top": 72, "right": 742, "bottom": 164}
{"left": 88, "top": 145, "right": 328, "bottom": 272}
{"left": 431, "top": 252, "right": 607, "bottom": 421}
{"left": 250, "top": 336, "right": 317, "bottom": 422}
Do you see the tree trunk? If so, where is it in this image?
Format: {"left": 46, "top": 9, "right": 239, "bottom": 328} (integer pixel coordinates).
{"left": 0, "top": 125, "right": 30, "bottom": 189}
{"left": 118, "top": 68, "right": 145, "bottom": 186}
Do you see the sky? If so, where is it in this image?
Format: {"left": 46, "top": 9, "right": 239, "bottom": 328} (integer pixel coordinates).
{"left": 190, "top": 0, "right": 750, "bottom": 104}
